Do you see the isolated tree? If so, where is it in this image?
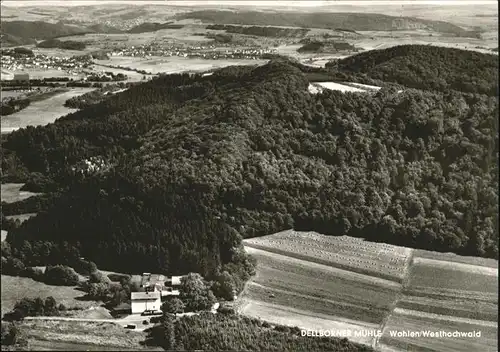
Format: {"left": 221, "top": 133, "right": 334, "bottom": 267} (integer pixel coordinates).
{"left": 87, "top": 282, "right": 110, "bottom": 300}
{"left": 89, "top": 270, "right": 110, "bottom": 284}
{"left": 44, "top": 265, "right": 79, "bottom": 286}
{"left": 1, "top": 322, "right": 18, "bottom": 345}
{"left": 211, "top": 271, "right": 235, "bottom": 301}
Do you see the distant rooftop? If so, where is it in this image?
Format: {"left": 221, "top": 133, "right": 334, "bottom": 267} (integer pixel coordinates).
{"left": 131, "top": 291, "right": 160, "bottom": 300}
{"left": 140, "top": 273, "right": 165, "bottom": 287}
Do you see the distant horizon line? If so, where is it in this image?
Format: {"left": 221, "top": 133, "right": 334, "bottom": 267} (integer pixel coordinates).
{"left": 2, "top": 0, "right": 498, "bottom": 7}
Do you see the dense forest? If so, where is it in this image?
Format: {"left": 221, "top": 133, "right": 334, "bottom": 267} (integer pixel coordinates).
{"left": 127, "top": 22, "right": 184, "bottom": 34}
{"left": 1, "top": 21, "right": 90, "bottom": 46}
{"left": 147, "top": 312, "right": 373, "bottom": 351}
{"left": 2, "top": 46, "right": 498, "bottom": 288}
{"left": 0, "top": 98, "right": 30, "bottom": 116}
{"left": 206, "top": 24, "right": 309, "bottom": 38}
{"left": 37, "top": 39, "right": 86, "bottom": 50}
{"left": 176, "top": 11, "right": 474, "bottom": 36}
{"left": 298, "top": 41, "right": 356, "bottom": 53}
{"left": 327, "top": 45, "right": 498, "bottom": 96}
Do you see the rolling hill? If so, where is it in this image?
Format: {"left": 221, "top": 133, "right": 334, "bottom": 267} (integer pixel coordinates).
{"left": 327, "top": 44, "right": 498, "bottom": 95}
{"left": 175, "top": 10, "right": 477, "bottom": 37}
{"left": 2, "top": 47, "right": 498, "bottom": 281}
{"left": 0, "top": 20, "right": 124, "bottom": 46}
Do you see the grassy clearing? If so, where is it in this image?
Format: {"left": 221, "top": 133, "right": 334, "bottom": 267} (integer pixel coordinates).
{"left": 1, "top": 183, "right": 40, "bottom": 203}
{"left": 1, "top": 88, "right": 94, "bottom": 132}
{"left": 407, "top": 261, "right": 498, "bottom": 298}
{"left": 5, "top": 213, "right": 37, "bottom": 223}
{"left": 379, "top": 310, "right": 498, "bottom": 352}
{"left": 244, "top": 230, "right": 412, "bottom": 282}
{"left": 16, "top": 320, "right": 159, "bottom": 351}
{"left": 313, "top": 81, "right": 367, "bottom": 93}
{"left": 1, "top": 275, "right": 100, "bottom": 317}
{"left": 1, "top": 230, "right": 7, "bottom": 242}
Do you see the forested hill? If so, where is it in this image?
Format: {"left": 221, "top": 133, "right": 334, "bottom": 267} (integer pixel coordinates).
{"left": 328, "top": 45, "right": 498, "bottom": 96}
{"left": 175, "top": 10, "right": 474, "bottom": 36}
{"left": 1, "top": 21, "right": 90, "bottom": 46}
{"left": 2, "top": 54, "right": 498, "bottom": 278}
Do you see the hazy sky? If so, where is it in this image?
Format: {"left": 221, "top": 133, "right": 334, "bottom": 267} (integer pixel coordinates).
{"left": 2, "top": 0, "right": 497, "bottom": 6}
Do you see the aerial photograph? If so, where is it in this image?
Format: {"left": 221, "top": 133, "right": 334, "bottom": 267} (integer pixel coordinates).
{"left": 0, "top": 0, "right": 498, "bottom": 351}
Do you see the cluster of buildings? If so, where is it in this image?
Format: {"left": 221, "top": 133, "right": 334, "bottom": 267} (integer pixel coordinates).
{"left": 130, "top": 273, "right": 185, "bottom": 314}
{"left": 109, "top": 44, "right": 277, "bottom": 60}
{"left": 1, "top": 53, "right": 92, "bottom": 74}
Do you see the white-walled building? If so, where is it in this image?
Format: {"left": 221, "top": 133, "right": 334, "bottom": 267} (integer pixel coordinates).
{"left": 130, "top": 291, "right": 161, "bottom": 314}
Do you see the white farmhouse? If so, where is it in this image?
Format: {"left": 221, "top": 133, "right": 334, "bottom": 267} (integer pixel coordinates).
{"left": 130, "top": 291, "right": 161, "bottom": 314}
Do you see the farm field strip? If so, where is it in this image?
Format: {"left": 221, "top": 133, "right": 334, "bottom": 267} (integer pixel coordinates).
{"left": 396, "top": 295, "right": 498, "bottom": 322}
{"left": 405, "top": 286, "right": 498, "bottom": 302}
{"left": 246, "top": 281, "right": 389, "bottom": 325}
{"left": 238, "top": 298, "right": 378, "bottom": 346}
{"left": 406, "top": 262, "right": 498, "bottom": 297}
{"left": 244, "top": 230, "right": 412, "bottom": 282}
{"left": 246, "top": 246, "right": 402, "bottom": 289}
{"left": 244, "top": 245, "right": 403, "bottom": 325}
{"left": 379, "top": 311, "right": 498, "bottom": 352}
{"left": 413, "top": 249, "right": 498, "bottom": 268}
{"left": 392, "top": 308, "right": 498, "bottom": 328}
{"left": 242, "top": 231, "right": 498, "bottom": 351}
{"left": 412, "top": 257, "right": 498, "bottom": 276}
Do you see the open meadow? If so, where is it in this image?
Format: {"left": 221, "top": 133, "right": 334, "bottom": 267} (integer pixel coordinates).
{"left": 14, "top": 319, "right": 161, "bottom": 351}
{"left": 0, "top": 275, "right": 100, "bottom": 317}
{"left": 241, "top": 230, "right": 498, "bottom": 351}
{"left": 1, "top": 183, "right": 40, "bottom": 203}
{"left": 94, "top": 56, "right": 267, "bottom": 75}
{"left": 1, "top": 87, "right": 94, "bottom": 133}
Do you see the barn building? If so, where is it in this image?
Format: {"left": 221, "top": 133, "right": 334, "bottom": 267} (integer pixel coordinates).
{"left": 130, "top": 291, "right": 161, "bottom": 314}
